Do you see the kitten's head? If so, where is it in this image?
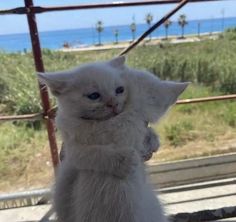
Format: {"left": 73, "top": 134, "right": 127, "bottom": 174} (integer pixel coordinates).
{"left": 38, "top": 56, "right": 189, "bottom": 123}
{"left": 38, "top": 58, "right": 128, "bottom": 121}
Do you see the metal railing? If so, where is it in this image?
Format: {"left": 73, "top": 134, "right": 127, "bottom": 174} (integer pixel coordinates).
{"left": 0, "top": 188, "right": 50, "bottom": 209}
{"left": 1, "top": 1, "right": 236, "bottom": 221}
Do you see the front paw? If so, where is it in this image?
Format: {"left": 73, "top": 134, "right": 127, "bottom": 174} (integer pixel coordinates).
{"left": 113, "top": 149, "right": 137, "bottom": 179}
{"left": 142, "top": 128, "right": 160, "bottom": 161}
{"left": 149, "top": 131, "right": 160, "bottom": 153}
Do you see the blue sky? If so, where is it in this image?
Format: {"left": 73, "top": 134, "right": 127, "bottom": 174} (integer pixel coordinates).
{"left": 0, "top": 0, "right": 236, "bottom": 35}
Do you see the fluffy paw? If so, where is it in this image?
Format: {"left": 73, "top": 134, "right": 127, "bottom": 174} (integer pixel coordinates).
{"left": 142, "top": 128, "right": 160, "bottom": 161}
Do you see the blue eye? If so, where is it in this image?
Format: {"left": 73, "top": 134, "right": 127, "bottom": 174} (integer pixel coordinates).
{"left": 116, "top": 86, "right": 124, "bottom": 94}
{"left": 87, "top": 92, "right": 100, "bottom": 100}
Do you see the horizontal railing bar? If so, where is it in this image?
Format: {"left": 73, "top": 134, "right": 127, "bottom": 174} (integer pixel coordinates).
{"left": 47, "top": 94, "right": 236, "bottom": 115}
{"left": 0, "top": 113, "right": 43, "bottom": 122}
{"left": 177, "top": 94, "right": 236, "bottom": 104}
{"left": 0, "top": 0, "right": 225, "bottom": 15}
{"left": 0, "top": 188, "right": 50, "bottom": 201}
{"left": 0, "top": 7, "right": 27, "bottom": 15}
{"left": 0, "top": 94, "right": 235, "bottom": 122}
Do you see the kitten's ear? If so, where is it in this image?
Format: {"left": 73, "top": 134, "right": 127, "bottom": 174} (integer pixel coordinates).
{"left": 144, "top": 80, "right": 190, "bottom": 122}
{"left": 37, "top": 72, "right": 68, "bottom": 96}
{"left": 163, "top": 81, "right": 190, "bottom": 105}
{"left": 109, "top": 56, "right": 126, "bottom": 68}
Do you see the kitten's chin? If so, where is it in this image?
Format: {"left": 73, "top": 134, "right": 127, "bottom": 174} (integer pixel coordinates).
{"left": 81, "top": 110, "right": 123, "bottom": 121}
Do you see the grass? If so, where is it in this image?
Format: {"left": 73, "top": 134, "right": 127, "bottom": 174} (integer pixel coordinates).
{"left": 0, "top": 30, "right": 236, "bottom": 192}
{"left": 0, "top": 122, "right": 54, "bottom": 192}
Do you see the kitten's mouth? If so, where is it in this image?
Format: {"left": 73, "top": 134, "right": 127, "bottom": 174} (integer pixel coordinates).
{"left": 81, "top": 110, "right": 122, "bottom": 121}
{"left": 80, "top": 101, "right": 127, "bottom": 121}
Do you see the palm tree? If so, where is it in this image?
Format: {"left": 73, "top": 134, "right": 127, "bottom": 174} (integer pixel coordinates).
{"left": 197, "top": 22, "right": 201, "bottom": 38}
{"left": 221, "top": 9, "right": 225, "bottom": 32}
{"left": 130, "top": 22, "right": 136, "bottom": 42}
{"left": 164, "top": 19, "right": 172, "bottom": 40}
{"left": 178, "top": 14, "right": 188, "bottom": 38}
{"left": 145, "top": 13, "right": 153, "bottom": 40}
{"left": 96, "top": 20, "right": 104, "bottom": 45}
{"left": 113, "top": 29, "right": 119, "bottom": 44}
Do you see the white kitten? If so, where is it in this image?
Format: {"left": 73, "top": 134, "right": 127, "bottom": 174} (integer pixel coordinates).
{"left": 38, "top": 56, "right": 188, "bottom": 222}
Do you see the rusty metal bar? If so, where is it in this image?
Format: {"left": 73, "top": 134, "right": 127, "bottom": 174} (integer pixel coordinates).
{"left": 177, "top": 94, "right": 236, "bottom": 104}
{"left": 0, "top": 113, "right": 43, "bottom": 122}
{"left": 0, "top": 7, "right": 27, "bottom": 15}
{"left": 0, "top": 0, "right": 225, "bottom": 15}
{"left": 0, "top": 94, "right": 235, "bottom": 123}
{"left": 0, "top": 92, "right": 235, "bottom": 123}
{"left": 0, "top": 94, "right": 234, "bottom": 123}
{"left": 46, "top": 94, "right": 236, "bottom": 111}
{"left": 24, "top": 0, "right": 59, "bottom": 171}
{"left": 120, "top": 0, "right": 189, "bottom": 55}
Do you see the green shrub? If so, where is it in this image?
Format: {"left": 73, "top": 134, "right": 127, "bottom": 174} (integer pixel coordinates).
{"left": 216, "top": 102, "right": 236, "bottom": 127}
{"left": 165, "top": 121, "right": 195, "bottom": 147}
{"left": 218, "top": 66, "right": 236, "bottom": 94}
{"left": 224, "top": 28, "right": 236, "bottom": 41}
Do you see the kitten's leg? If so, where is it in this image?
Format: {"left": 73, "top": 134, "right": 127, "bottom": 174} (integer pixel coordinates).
{"left": 67, "top": 145, "right": 139, "bottom": 179}
{"left": 141, "top": 127, "right": 160, "bottom": 161}
{"left": 54, "top": 163, "right": 78, "bottom": 222}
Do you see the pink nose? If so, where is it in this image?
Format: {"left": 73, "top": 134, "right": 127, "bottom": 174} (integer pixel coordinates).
{"left": 106, "top": 99, "right": 117, "bottom": 109}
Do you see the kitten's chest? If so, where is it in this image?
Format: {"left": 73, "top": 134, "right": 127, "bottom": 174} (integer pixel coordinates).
{"left": 75, "top": 117, "right": 144, "bottom": 147}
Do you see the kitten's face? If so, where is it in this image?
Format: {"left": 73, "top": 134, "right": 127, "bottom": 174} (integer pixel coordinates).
{"left": 66, "top": 66, "right": 128, "bottom": 120}
{"left": 38, "top": 61, "right": 128, "bottom": 121}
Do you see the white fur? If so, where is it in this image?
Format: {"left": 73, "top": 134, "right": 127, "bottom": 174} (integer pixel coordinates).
{"left": 38, "top": 56, "right": 188, "bottom": 222}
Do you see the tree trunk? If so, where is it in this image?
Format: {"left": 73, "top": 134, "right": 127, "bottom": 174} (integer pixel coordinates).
{"left": 149, "top": 24, "right": 152, "bottom": 41}
{"left": 165, "top": 27, "right": 168, "bottom": 40}
{"left": 181, "top": 26, "right": 184, "bottom": 38}
{"left": 132, "top": 31, "right": 135, "bottom": 41}
{"left": 98, "top": 32, "right": 101, "bottom": 45}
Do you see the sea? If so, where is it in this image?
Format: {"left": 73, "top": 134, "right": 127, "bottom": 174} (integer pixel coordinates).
{"left": 0, "top": 17, "right": 236, "bottom": 53}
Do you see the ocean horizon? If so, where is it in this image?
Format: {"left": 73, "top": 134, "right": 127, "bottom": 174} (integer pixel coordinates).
{"left": 0, "top": 17, "right": 236, "bottom": 53}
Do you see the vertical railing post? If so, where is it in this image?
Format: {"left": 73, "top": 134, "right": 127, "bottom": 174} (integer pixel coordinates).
{"left": 24, "top": 0, "right": 59, "bottom": 172}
